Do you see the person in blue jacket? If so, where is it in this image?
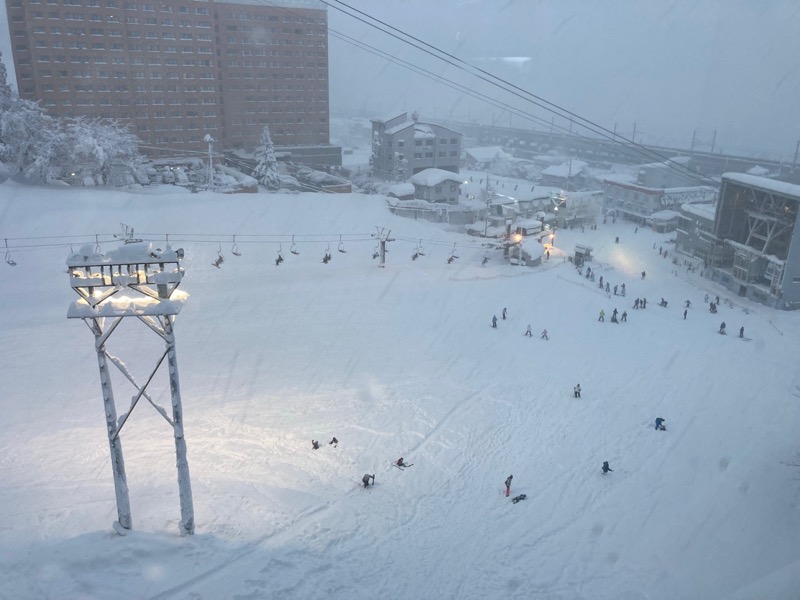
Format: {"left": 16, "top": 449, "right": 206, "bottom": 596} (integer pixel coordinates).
{"left": 655, "top": 417, "right": 666, "bottom": 431}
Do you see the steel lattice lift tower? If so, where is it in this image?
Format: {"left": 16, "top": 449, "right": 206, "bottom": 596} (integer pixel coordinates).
{"left": 67, "top": 239, "right": 194, "bottom": 536}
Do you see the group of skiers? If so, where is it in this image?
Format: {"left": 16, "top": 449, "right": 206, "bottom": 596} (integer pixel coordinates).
{"left": 598, "top": 308, "right": 627, "bottom": 323}
{"left": 492, "top": 308, "right": 548, "bottom": 339}
{"left": 312, "top": 437, "right": 338, "bottom": 450}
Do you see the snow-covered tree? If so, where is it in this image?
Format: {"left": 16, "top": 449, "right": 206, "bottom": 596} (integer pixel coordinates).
{"left": 370, "top": 130, "right": 380, "bottom": 171}
{"left": 393, "top": 152, "right": 408, "bottom": 182}
{"left": 0, "top": 51, "right": 60, "bottom": 179}
{"left": 491, "top": 152, "right": 514, "bottom": 177}
{"left": 252, "top": 125, "right": 280, "bottom": 190}
{"left": 57, "top": 117, "right": 141, "bottom": 184}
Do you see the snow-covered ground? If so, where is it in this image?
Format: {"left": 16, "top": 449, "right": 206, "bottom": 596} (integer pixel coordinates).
{"left": 1, "top": 181, "right": 799, "bottom": 600}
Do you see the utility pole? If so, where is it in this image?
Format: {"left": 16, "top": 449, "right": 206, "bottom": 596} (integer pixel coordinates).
{"left": 710, "top": 129, "right": 717, "bottom": 154}
{"left": 690, "top": 130, "right": 697, "bottom": 155}
{"left": 483, "top": 173, "right": 492, "bottom": 237}
{"left": 794, "top": 139, "right": 799, "bottom": 167}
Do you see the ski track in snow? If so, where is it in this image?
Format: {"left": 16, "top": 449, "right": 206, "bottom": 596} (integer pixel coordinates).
{"left": 2, "top": 185, "right": 800, "bottom": 599}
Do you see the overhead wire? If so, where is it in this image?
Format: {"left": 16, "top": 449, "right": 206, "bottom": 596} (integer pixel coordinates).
{"left": 320, "top": 0, "right": 716, "bottom": 185}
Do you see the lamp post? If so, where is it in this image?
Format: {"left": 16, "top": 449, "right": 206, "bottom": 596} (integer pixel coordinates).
{"left": 204, "top": 133, "right": 215, "bottom": 192}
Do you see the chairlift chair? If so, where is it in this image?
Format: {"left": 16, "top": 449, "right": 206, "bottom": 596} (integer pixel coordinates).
{"left": 4, "top": 239, "right": 17, "bottom": 266}
{"left": 338, "top": 235, "right": 347, "bottom": 253}
{"left": 212, "top": 243, "right": 224, "bottom": 268}
{"left": 372, "top": 245, "right": 380, "bottom": 260}
{"left": 231, "top": 235, "right": 242, "bottom": 257}
{"left": 290, "top": 235, "right": 300, "bottom": 255}
{"left": 322, "top": 243, "right": 332, "bottom": 264}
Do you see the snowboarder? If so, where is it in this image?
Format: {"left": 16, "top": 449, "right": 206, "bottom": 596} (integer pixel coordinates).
{"left": 685, "top": 300, "right": 692, "bottom": 308}
{"left": 540, "top": 329, "right": 549, "bottom": 340}
{"left": 511, "top": 494, "right": 527, "bottom": 504}
{"left": 739, "top": 326, "right": 744, "bottom": 338}
{"left": 621, "top": 311, "right": 627, "bottom": 322}
{"left": 719, "top": 322, "right": 726, "bottom": 334}
{"left": 502, "top": 307, "right": 507, "bottom": 320}
{"left": 598, "top": 309, "right": 605, "bottom": 322}
{"left": 505, "top": 475, "right": 513, "bottom": 497}
{"left": 574, "top": 384, "right": 581, "bottom": 398}
{"left": 613, "top": 285, "right": 618, "bottom": 296}
{"left": 492, "top": 315, "right": 498, "bottom": 328}
{"left": 524, "top": 324, "right": 532, "bottom": 337}
{"left": 659, "top": 298, "right": 668, "bottom": 307}
{"left": 312, "top": 440, "right": 320, "bottom": 450}
{"left": 362, "top": 473, "right": 375, "bottom": 488}
{"left": 329, "top": 437, "right": 338, "bottom": 445}
{"left": 602, "top": 461, "right": 613, "bottom": 474}
{"left": 396, "top": 457, "right": 406, "bottom": 467}
{"left": 655, "top": 417, "right": 666, "bottom": 431}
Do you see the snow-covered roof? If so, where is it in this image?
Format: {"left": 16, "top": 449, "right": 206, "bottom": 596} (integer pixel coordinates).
{"left": 464, "top": 147, "right": 510, "bottom": 163}
{"left": 650, "top": 209, "right": 681, "bottom": 220}
{"left": 410, "top": 168, "right": 462, "bottom": 187}
{"left": 681, "top": 202, "right": 716, "bottom": 220}
{"left": 541, "top": 161, "right": 587, "bottom": 177}
{"left": 746, "top": 165, "right": 770, "bottom": 176}
{"left": 722, "top": 173, "right": 800, "bottom": 199}
{"left": 387, "top": 183, "right": 415, "bottom": 197}
{"left": 412, "top": 124, "right": 436, "bottom": 139}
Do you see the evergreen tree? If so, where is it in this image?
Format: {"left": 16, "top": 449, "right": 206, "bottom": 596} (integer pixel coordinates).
{"left": 252, "top": 125, "right": 280, "bottom": 190}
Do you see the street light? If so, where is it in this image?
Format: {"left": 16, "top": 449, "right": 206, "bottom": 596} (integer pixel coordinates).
{"left": 204, "top": 134, "right": 214, "bottom": 192}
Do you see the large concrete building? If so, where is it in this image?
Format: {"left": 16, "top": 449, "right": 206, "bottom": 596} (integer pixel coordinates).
{"left": 5, "top": 0, "right": 335, "bottom": 160}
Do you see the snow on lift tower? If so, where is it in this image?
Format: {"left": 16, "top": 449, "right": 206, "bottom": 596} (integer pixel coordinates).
{"left": 66, "top": 240, "right": 195, "bottom": 536}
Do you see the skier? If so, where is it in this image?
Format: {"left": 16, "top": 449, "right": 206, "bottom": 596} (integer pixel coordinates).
{"left": 641, "top": 270, "right": 646, "bottom": 279}
{"left": 599, "top": 275, "right": 604, "bottom": 288}
{"left": 502, "top": 307, "right": 507, "bottom": 320}
{"left": 505, "top": 475, "right": 513, "bottom": 497}
{"left": 719, "top": 321, "right": 726, "bottom": 334}
{"left": 312, "top": 440, "right": 320, "bottom": 450}
{"left": 540, "top": 329, "right": 549, "bottom": 340}
{"left": 598, "top": 309, "right": 605, "bottom": 322}
{"left": 396, "top": 457, "right": 406, "bottom": 467}
{"left": 524, "top": 324, "right": 532, "bottom": 337}
{"left": 659, "top": 298, "right": 668, "bottom": 307}
{"left": 739, "top": 326, "right": 744, "bottom": 339}
{"left": 362, "top": 473, "right": 375, "bottom": 488}
{"left": 492, "top": 315, "right": 498, "bottom": 329}
{"left": 685, "top": 300, "right": 692, "bottom": 308}
{"left": 602, "top": 461, "right": 613, "bottom": 474}
{"left": 612, "top": 308, "right": 618, "bottom": 319}
{"left": 704, "top": 293, "right": 709, "bottom": 303}
{"left": 621, "top": 311, "right": 627, "bottom": 322}
{"left": 715, "top": 295, "right": 720, "bottom": 305}
{"left": 329, "top": 437, "right": 338, "bottom": 445}
{"left": 683, "top": 309, "right": 687, "bottom": 320}
{"left": 621, "top": 283, "right": 626, "bottom": 295}
{"left": 655, "top": 417, "right": 666, "bottom": 431}
{"left": 642, "top": 298, "right": 647, "bottom": 309}
{"left": 613, "top": 285, "right": 618, "bottom": 296}
{"left": 605, "top": 282, "right": 610, "bottom": 293}
{"left": 634, "top": 298, "right": 640, "bottom": 310}
{"left": 574, "top": 384, "right": 581, "bottom": 398}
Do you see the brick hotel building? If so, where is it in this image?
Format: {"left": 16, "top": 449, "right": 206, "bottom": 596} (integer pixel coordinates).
{"left": 5, "top": 0, "right": 334, "bottom": 161}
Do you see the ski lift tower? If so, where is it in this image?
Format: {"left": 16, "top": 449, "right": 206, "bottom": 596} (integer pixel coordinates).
{"left": 66, "top": 240, "right": 195, "bottom": 536}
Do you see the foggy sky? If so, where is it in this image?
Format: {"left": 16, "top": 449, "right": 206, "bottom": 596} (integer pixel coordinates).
{"left": 2, "top": 1, "right": 799, "bottom": 160}
{"left": 327, "top": 0, "right": 800, "bottom": 160}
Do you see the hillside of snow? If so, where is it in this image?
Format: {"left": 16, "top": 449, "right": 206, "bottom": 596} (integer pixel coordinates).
{"left": 1, "top": 181, "right": 799, "bottom": 600}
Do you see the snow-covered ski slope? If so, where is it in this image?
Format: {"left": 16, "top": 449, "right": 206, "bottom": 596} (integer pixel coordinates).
{"left": 1, "top": 181, "right": 799, "bottom": 600}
